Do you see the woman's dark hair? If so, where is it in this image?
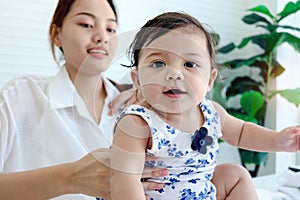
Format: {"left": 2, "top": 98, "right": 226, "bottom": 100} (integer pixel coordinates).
{"left": 127, "top": 12, "right": 217, "bottom": 70}
{"left": 49, "top": 0, "right": 118, "bottom": 64}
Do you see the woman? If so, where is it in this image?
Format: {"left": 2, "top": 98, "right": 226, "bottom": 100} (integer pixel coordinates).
{"left": 0, "top": 0, "right": 167, "bottom": 199}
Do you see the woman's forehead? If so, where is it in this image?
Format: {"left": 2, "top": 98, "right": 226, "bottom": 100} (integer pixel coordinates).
{"left": 68, "top": 0, "right": 116, "bottom": 20}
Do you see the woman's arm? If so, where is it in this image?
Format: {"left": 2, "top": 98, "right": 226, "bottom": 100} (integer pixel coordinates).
{"left": 0, "top": 149, "right": 112, "bottom": 200}
{"left": 110, "top": 115, "right": 150, "bottom": 200}
{"left": 0, "top": 147, "right": 167, "bottom": 200}
{"left": 0, "top": 165, "right": 67, "bottom": 200}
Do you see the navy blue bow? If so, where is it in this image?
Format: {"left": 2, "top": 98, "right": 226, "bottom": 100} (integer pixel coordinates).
{"left": 191, "top": 127, "right": 213, "bottom": 154}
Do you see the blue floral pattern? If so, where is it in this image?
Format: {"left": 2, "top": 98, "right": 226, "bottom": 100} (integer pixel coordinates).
{"left": 118, "top": 99, "right": 222, "bottom": 200}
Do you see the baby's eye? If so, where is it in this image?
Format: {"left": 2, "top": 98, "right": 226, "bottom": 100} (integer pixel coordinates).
{"left": 184, "top": 61, "right": 199, "bottom": 68}
{"left": 151, "top": 61, "right": 166, "bottom": 68}
{"left": 79, "top": 23, "right": 93, "bottom": 28}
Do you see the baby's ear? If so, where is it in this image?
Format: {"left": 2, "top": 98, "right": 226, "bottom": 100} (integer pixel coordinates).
{"left": 208, "top": 69, "right": 218, "bottom": 91}
{"left": 130, "top": 69, "right": 140, "bottom": 88}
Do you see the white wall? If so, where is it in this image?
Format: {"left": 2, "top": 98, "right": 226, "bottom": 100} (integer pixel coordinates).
{"left": 0, "top": 0, "right": 59, "bottom": 87}
{"left": 0, "top": 0, "right": 299, "bottom": 176}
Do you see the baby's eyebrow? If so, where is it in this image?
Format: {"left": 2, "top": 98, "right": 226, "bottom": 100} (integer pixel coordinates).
{"left": 144, "top": 51, "right": 164, "bottom": 58}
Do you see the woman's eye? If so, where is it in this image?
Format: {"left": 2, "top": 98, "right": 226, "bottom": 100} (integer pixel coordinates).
{"left": 107, "top": 28, "right": 116, "bottom": 33}
{"left": 151, "top": 61, "right": 166, "bottom": 68}
{"left": 80, "top": 23, "right": 93, "bottom": 28}
{"left": 184, "top": 61, "right": 198, "bottom": 68}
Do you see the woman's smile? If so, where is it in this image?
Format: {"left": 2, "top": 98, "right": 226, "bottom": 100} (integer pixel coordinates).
{"left": 87, "top": 46, "right": 109, "bottom": 59}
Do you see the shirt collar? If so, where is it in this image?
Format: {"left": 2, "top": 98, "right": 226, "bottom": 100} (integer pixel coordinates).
{"left": 48, "top": 67, "right": 76, "bottom": 109}
{"left": 48, "top": 66, "right": 120, "bottom": 112}
{"left": 102, "top": 74, "right": 120, "bottom": 104}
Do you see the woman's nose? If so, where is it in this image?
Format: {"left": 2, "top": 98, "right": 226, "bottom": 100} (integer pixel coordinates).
{"left": 93, "top": 28, "right": 108, "bottom": 44}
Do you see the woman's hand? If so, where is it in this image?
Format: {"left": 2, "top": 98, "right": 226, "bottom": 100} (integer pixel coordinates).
{"left": 141, "top": 155, "right": 169, "bottom": 191}
{"left": 109, "top": 86, "right": 146, "bottom": 116}
{"left": 66, "top": 149, "right": 168, "bottom": 199}
{"left": 65, "top": 149, "right": 112, "bottom": 199}
{"left": 108, "top": 88, "right": 135, "bottom": 116}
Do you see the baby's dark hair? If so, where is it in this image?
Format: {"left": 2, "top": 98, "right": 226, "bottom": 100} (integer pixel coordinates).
{"left": 127, "top": 12, "right": 217, "bottom": 70}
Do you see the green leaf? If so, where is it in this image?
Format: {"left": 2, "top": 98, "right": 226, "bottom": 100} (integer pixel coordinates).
{"left": 242, "top": 13, "right": 271, "bottom": 25}
{"left": 227, "top": 108, "right": 257, "bottom": 123}
{"left": 248, "top": 5, "right": 275, "bottom": 19}
{"left": 239, "top": 32, "right": 299, "bottom": 54}
{"left": 239, "top": 149, "right": 268, "bottom": 165}
{"left": 233, "top": 113, "right": 258, "bottom": 123}
{"left": 252, "top": 33, "right": 294, "bottom": 54}
{"left": 278, "top": 25, "right": 300, "bottom": 32}
{"left": 240, "top": 91, "right": 264, "bottom": 117}
{"left": 267, "top": 33, "right": 281, "bottom": 53}
{"left": 278, "top": 1, "right": 300, "bottom": 22}
{"left": 251, "top": 34, "right": 269, "bottom": 51}
{"left": 226, "top": 77, "right": 262, "bottom": 99}
{"left": 223, "top": 54, "right": 268, "bottom": 70}
{"left": 222, "top": 59, "right": 245, "bottom": 69}
{"left": 236, "top": 37, "right": 252, "bottom": 49}
{"left": 218, "top": 42, "right": 235, "bottom": 54}
{"left": 255, "top": 103, "right": 267, "bottom": 126}
{"left": 283, "top": 32, "right": 300, "bottom": 53}
{"left": 264, "top": 32, "right": 300, "bottom": 54}
{"left": 275, "top": 88, "right": 300, "bottom": 107}
{"left": 256, "top": 24, "right": 278, "bottom": 32}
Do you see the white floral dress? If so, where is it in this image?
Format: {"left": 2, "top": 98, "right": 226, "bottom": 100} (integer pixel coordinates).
{"left": 117, "top": 99, "right": 222, "bottom": 200}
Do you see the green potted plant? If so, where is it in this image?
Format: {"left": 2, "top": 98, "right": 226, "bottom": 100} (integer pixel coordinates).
{"left": 217, "top": 1, "right": 300, "bottom": 177}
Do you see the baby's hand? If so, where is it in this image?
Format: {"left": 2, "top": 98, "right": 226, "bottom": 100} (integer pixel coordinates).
{"left": 278, "top": 126, "right": 300, "bottom": 152}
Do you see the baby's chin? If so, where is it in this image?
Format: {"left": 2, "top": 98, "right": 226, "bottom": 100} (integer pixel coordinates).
{"left": 150, "top": 103, "right": 185, "bottom": 115}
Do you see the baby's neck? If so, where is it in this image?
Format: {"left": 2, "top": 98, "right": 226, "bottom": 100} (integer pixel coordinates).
{"left": 153, "top": 106, "right": 204, "bottom": 133}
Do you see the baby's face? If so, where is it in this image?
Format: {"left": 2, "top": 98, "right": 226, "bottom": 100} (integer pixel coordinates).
{"left": 135, "top": 27, "right": 214, "bottom": 115}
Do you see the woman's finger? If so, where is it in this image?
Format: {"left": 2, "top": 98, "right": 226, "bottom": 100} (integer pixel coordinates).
{"left": 109, "top": 88, "right": 135, "bottom": 115}
{"left": 141, "top": 181, "right": 164, "bottom": 191}
{"left": 145, "top": 154, "right": 158, "bottom": 162}
{"left": 141, "top": 167, "right": 169, "bottom": 178}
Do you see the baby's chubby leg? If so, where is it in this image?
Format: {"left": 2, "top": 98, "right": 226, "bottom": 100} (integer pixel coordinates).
{"left": 212, "top": 163, "right": 258, "bottom": 200}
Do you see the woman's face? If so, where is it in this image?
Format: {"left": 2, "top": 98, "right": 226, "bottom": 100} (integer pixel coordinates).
{"left": 53, "top": 0, "right": 118, "bottom": 81}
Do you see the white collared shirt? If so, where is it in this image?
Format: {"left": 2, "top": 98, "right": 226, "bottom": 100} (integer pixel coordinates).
{"left": 0, "top": 67, "right": 120, "bottom": 199}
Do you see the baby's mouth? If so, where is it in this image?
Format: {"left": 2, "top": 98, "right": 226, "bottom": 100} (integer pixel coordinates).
{"left": 163, "top": 89, "right": 187, "bottom": 95}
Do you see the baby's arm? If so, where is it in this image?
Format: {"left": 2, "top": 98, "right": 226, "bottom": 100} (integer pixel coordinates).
{"left": 110, "top": 114, "right": 150, "bottom": 200}
{"left": 212, "top": 101, "right": 300, "bottom": 152}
